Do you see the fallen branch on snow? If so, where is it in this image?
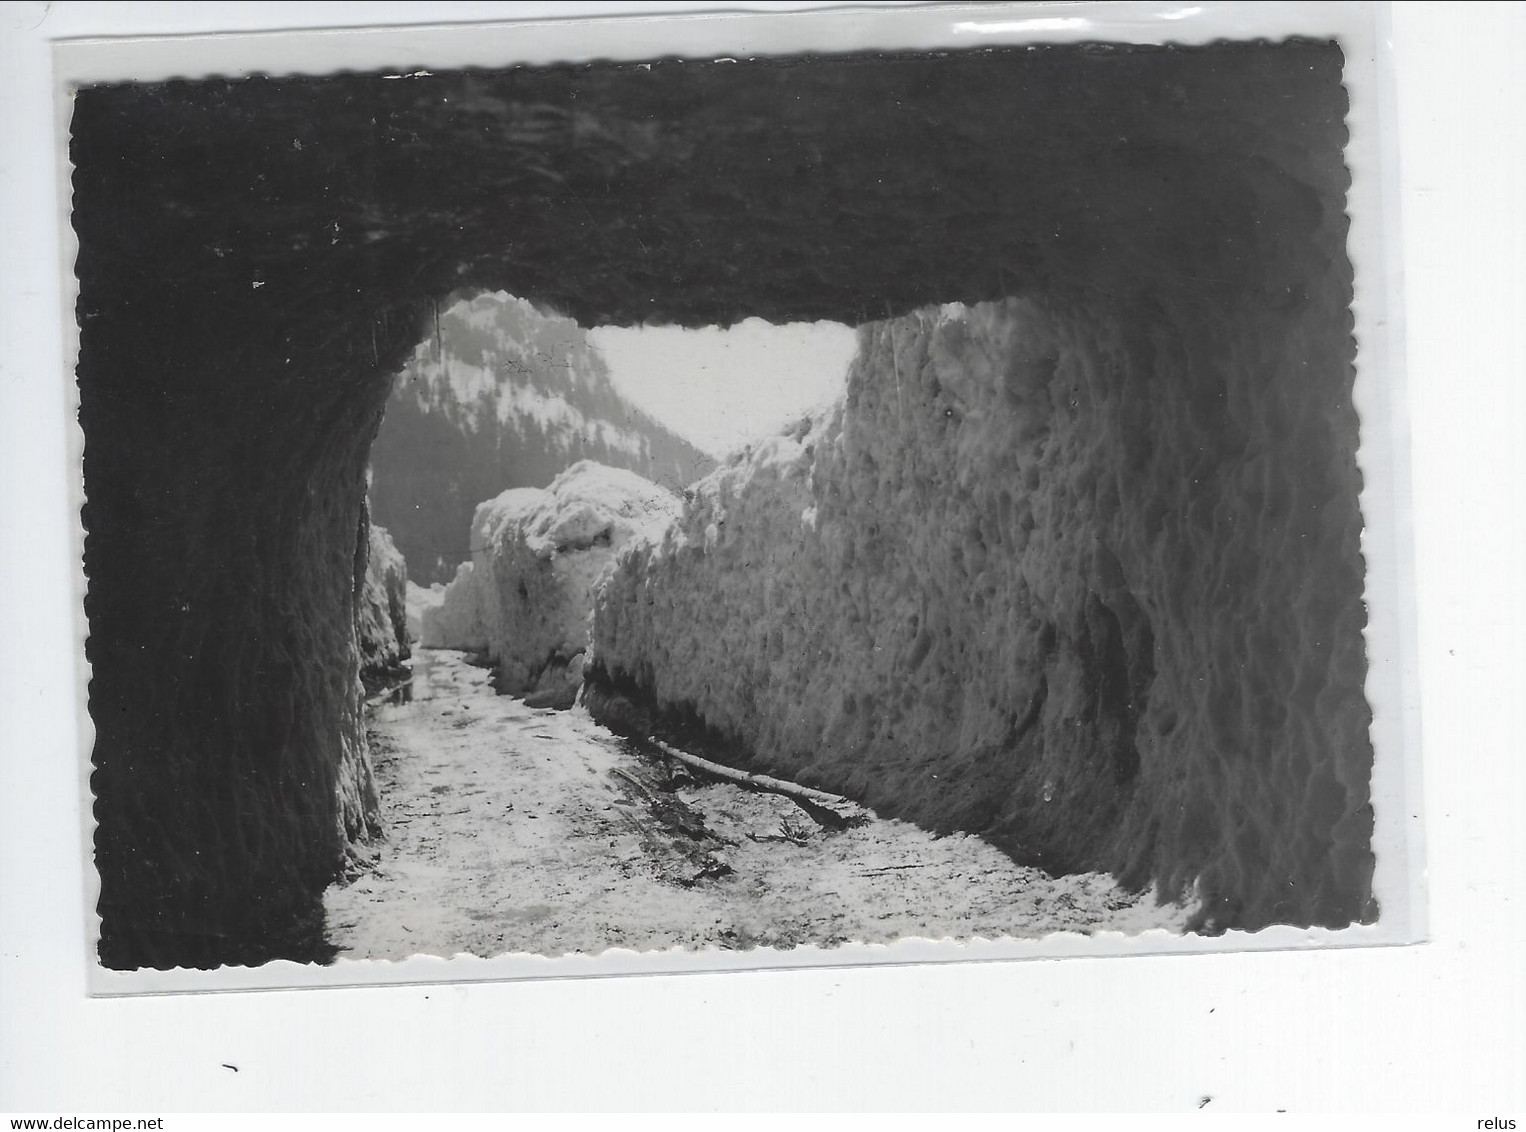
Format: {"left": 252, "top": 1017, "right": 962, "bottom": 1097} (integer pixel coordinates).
{"left": 855, "top": 863, "right": 931, "bottom": 876}
{"left": 646, "top": 737, "right": 869, "bottom": 829}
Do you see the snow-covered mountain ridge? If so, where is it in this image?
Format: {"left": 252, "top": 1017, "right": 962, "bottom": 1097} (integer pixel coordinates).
{"left": 369, "top": 292, "right": 714, "bottom": 584}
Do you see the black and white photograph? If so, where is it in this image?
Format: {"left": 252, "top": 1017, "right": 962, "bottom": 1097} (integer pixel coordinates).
{"left": 58, "top": 1, "right": 1421, "bottom": 979}
{"left": 9, "top": 0, "right": 1526, "bottom": 1116}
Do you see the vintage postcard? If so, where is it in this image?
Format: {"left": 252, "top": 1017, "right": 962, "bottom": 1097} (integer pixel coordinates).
{"left": 55, "top": 0, "right": 1422, "bottom": 994}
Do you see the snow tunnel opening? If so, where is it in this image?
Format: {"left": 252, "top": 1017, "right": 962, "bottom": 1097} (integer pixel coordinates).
{"left": 366, "top": 288, "right": 856, "bottom": 590}
{"left": 364, "top": 286, "right": 867, "bottom": 760}
{"left": 72, "top": 38, "right": 1376, "bottom": 968}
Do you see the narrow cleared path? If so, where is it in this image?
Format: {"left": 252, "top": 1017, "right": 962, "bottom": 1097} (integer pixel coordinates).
{"left": 324, "top": 649, "right": 1189, "bottom": 960}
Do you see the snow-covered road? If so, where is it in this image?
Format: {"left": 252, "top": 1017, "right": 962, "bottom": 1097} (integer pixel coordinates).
{"left": 323, "top": 649, "right": 1189, "bottom": 961}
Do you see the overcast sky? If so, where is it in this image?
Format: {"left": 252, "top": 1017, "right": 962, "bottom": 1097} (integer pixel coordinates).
{"left": 588, "top": 317, "right": 860, "bottom": 458}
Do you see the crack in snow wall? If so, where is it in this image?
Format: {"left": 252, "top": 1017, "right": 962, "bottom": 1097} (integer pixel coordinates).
{"left": 590, "top": 294, "right": 1373, "bottom": 933}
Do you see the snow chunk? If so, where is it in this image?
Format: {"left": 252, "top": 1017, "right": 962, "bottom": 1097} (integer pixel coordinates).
{"left": 486, "top": 461, "right": 682, "bottom": 705}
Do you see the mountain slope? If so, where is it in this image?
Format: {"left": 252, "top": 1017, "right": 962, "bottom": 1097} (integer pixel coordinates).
{"left": 369, "top": 292, "right": 715, "bottom": 583}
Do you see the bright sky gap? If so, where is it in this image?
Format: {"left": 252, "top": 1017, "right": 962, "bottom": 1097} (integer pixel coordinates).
{"left": 588, "top": 317, "right": 860, "bottom": 458}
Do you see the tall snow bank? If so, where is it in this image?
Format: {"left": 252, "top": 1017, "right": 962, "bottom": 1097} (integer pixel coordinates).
{"left": 420, "top": 487, "right": 549, "bottom": 651}
{"left": 590, "top": 297, "right": 1373, "bottom": 932}
{"left": 420, "top": 562, "right": 487, "bottom": 651}
{"left": 487, "top": 461, "right": 681, "bottom": 706}
{"left": 404, "top": 580, "right": 445, "bottom": 643}
{"left": 355, "top": 522, "right": 410, "bottom": 695}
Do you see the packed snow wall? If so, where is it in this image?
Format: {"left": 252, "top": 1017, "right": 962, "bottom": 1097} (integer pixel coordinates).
{"left": 404, "top": 581, "right": 446, "bottom": 643}
{"left": 421, "top": 486, "right": 550, "bottom": 652}
{"left": 73, "top": 41, "right": 1361, "bottom": 964}
{"left": 420, "top": 564, "right": 489, "bottom": 651}
{"left": 591, "top": 293, "right": 1372, "bottom": 932}
{"left": 485, "top": 462, "right": 681, "bottom": 707}
{"left": 420, "top": 467, "right": 678, "bottom": 706}
{"left": 356, "top": 520, "right": 411, "bottom": 694}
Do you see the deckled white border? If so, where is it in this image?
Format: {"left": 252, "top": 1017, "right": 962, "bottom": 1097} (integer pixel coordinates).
{"left": 47, "top": 0, "right": 1422, "bottom": 998}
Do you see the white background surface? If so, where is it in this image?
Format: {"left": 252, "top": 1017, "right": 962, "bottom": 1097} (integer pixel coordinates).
{"left": 1, "top": 0, "right": 1521, "bottom": 1112}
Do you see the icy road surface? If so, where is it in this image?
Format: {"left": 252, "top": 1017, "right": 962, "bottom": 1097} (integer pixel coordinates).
{"left": 324, "top": 649, "right": 1190, "bottom": 960}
